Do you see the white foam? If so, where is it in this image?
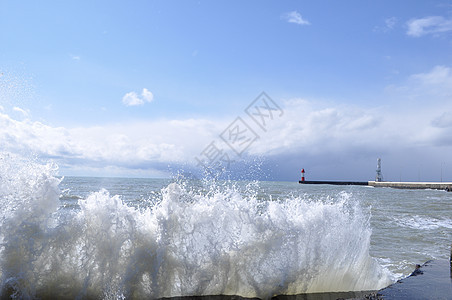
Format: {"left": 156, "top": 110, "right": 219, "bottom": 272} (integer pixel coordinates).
{"left": 0, "top": 154, "right": 392, "bottom": 299}
{"left": 393, "top": 215, "right": 452, "bottom": 230}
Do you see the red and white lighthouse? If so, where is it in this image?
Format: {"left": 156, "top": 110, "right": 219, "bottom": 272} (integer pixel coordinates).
{"left": 301, "top": 168, "right": 305, "bottom": 182}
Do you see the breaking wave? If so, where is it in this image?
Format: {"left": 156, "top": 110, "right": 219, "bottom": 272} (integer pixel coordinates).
{"left": 0, "top": 153, "right": 392, "bottom": 299}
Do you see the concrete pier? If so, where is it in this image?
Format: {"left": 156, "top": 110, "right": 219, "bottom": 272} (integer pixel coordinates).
{"left": 368, "top": 181, "right": 452, "bottom": 191}
{"left": 374, "top": 260, "right": 452, "bottom": 299}
{"left": 298, "top": 180, "right": 368, "bottom": 186}
{"left": 299, "top": 180, "right": 452, "bottom": 191}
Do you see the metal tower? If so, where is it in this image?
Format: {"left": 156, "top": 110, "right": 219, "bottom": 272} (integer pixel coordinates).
{"left": 376, "top": 158, "right": 383, "bottom": 182}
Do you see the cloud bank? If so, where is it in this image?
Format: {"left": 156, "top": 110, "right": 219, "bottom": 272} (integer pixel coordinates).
{"left": 2, "top": 66, "right": 452, "bottom": 180}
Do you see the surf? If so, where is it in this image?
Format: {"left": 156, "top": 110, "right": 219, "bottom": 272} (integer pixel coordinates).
{"left": 0, "top": 153, "right": 392, "bottom": 299}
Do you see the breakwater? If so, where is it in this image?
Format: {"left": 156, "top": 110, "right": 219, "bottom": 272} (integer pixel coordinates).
{"left": 368, "top": 181, "right": 452, "bottom": 191}
{"left": 374, "top": 259, "right": 452, "bottom": 299}
{"left": 299, "top": 180, "right": 452, "bottom": 191}
{"left": 298, "top": 180, "right": 368, "bottom": 186}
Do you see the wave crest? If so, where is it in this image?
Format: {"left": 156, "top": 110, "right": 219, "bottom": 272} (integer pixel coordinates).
{"left": 0, "top": 154, "right": 392, "bottom": 299}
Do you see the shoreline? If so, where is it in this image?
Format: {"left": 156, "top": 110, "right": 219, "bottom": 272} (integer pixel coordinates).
{"left": 372, "top": 259, "right": 452, "bottom": 299}
{"left": 160, "top": 258, "right": 452, "bottom": 300}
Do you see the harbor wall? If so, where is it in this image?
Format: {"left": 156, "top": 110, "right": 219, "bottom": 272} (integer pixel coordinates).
{"left": 299, "top": 180, "right": 452, "bottom": 191}
{"left": 298, "top": 180, "right": 368, "bottom": 185}
{"left": 368, "top": 181, "right": 452, "bottom": 190}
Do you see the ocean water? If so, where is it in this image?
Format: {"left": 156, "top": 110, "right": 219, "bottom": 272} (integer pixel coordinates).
{"left": 1, "top": 153, "right": 451, "bottom": 299}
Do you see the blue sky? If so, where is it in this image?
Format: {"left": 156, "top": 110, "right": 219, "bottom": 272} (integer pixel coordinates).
{"left": 1, "top": 0, "right": 452, "bottom": 181}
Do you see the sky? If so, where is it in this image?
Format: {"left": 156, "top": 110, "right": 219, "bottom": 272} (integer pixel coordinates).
{"left": 1, "top": 0, "right": 452, "bottom": 181}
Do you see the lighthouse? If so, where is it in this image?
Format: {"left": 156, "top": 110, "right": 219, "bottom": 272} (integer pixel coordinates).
{"left": 376, "top": 158, "right": 383, "bottom": 182}
{"left": 301, "top": 168, "right": 305, "bottom": 182}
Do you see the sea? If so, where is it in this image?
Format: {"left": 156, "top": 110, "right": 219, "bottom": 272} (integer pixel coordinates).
{"left": 1, "top": 153, "right": 451, "bottom": 299}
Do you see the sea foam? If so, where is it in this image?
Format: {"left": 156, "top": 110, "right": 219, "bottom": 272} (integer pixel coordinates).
{"left": 0, "top": 153, "right": 392, "bottom": 299}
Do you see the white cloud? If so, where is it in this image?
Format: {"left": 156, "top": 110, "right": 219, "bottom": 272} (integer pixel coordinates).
{"left": 410, "top": 65, "right": 452, "bottom": 86}
{"left": 383, "top": 65, "right": 452, "bottom": 150}
{"left": 122, "top": 88, "right": 154, "bottom": 106}
{"left": 13, "top": 106, "right": 29, "bottom": 117}
{"left": 0, "top": 105, "right": 4, "bottom": 111}
{"left": 406, "top": 16, "right": 452, "bottom": 37}
{"left": 283, "top": 11, "right": 310, "bottom": 26}
{"left": 246, "top": 100, "right": 383, "bottom": 157}
{"left": 374, "top": 17, "right": 397, "bottom": 33}
{"left": 386, "top": 65, "right": 452, "bottom": 100}
{"left": 405, "top": 65, "right": 452, "bottom": 100}
{"left": 122, "top": 92, "right": 143, "bottom": 106}
{"left": 141, "top": 88, "right": 154, "bottom": 102}
{"left": 0, "top": 110, "right": 222, "bottom": 173}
